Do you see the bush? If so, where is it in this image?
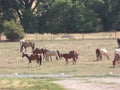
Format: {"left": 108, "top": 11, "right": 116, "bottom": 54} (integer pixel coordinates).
{"left": 4, "top": 20, "right": 24, "bottom": 41}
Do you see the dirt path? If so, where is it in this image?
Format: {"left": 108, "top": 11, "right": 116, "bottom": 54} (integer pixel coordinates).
{"left": 53, "top": 77, "right": 120, "bottom": 90}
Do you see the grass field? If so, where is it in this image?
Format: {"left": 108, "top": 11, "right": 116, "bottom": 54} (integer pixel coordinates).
{"left": 0, "top": 33, "right": 120, "bottom": 90}
{"left": 0, "top": 39, "right": 120, "bottom": 75}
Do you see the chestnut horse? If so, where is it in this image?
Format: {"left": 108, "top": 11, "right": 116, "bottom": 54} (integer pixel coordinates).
{"left": 33, "top": 48, "right": 48, "bottom": 60}
{"left": 96, "top": 48, "right": 110, "bottom": 61}
{"left": 20, "top": 41, "right": 35, "bottom": 52}
{"left": 22, "top": 53, "right": 42, "bottom": 67}
{"left": 69, "top": 50, "right": 79, "bottom": 59}
{"left": 113, "top": 49, "right": 120, "bottom": 68}
{"left": 61, "top": 53, "right": 77, "bottom": 65}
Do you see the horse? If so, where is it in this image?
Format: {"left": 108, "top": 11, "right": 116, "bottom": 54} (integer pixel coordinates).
{"left": 96, "top": 48, "right": 110, "bottom": 61}
{"left": 45, "top": 50, "right": 61, "bottom": 61}
{"left": 20, "top": 41, "right": 35, "bottom": 52}
{"left": 19, "top": 39, "right": 26, "bottom": 47}
{"left": 33, "top": 48, "right": 48, "bottom": 60}
{"left": 69, "top": 50, "right": 79, "bottom": 59}
{"left": 61, "top": 53, "right": 77, "bottom": 65}
{"left": 22, "top": 52, "right": 42, "bottom": 67}
{"left": 117, "top": 38, "right": 120, "bottom": 48}
{"left": 113, "top": 49, "right": 120, "bottom": 68}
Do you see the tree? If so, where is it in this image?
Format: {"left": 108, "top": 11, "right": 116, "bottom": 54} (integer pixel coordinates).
{"left": 4, "top": 20, "right": 24, "bottom": 41}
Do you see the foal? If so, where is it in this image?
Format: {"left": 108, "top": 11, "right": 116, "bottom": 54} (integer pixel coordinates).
{"left": 96, "top": 48, "right": 110, "bottom": 61}
{"left": 22, "top": 53, "right": 42, "bottom": 67}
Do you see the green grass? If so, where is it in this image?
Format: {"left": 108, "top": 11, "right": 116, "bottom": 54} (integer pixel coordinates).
{"left": 0, "top": 78, "right": 65, "bottom": 90}
{"left": 0, "top": 39, "right": 120, "bottom": 75}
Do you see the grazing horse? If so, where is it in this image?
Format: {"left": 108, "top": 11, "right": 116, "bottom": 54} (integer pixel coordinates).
{"left": 117, "top": 38, "right": 120, "bottom": 48}
{"left": 61, "top": 53, "right": 77, "bottom": 65}
{"left": 22, "top": 52, "right": 42, "bottom": 67}
{"left": 33, "top": 48, "right": 48, "bottom": 60}
{"left": 113, "top": 49, "right": 120, "bottom": 68}
{"left": 20, "top": 41, "right": 35, "bottom": 52}
{"left": 19, "top": 39, "right": 25, "bottom": 47}
{"left": 45, "top": 50, "right": 61, "bottom": 61}
{"left": 96, "top": 48, "right": 110, "bottom": 61}
{"left": 69, "top": 50, "right": 79, "bottom": 59}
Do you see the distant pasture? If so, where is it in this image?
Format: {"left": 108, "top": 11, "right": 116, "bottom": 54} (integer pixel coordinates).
{"left": 0, "top": 36, "right": 120, "bottom": 75}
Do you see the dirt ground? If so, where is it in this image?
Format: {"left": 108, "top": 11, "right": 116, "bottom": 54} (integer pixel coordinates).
{"left": 53, "top": 77, "right": 120, "bottom": 90}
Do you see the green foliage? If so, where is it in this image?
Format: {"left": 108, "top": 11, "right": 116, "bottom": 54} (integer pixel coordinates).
{"left": 3, "top": 20, "right": 24, "bottom": 41}
{"left": 0, "top": 0, "right": 120, "bottom": 33}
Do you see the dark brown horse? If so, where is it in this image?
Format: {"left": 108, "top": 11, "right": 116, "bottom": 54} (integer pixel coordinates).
{"left": 33, "top": 48, "right": 48, "bottom": 60}
{"left": 20, "top": 41, "right": 35, "bottom": 52}
{"left": 61, "top": 53, "right": 77, "bottom": 65}
{"left": 22, "top": 52, "right": 42, "bottom": 67}
{"left": 96, "top": 48, "right": 110, "bottom": 61}
{"left": 117, "top": 38, "right": 120, "bottom": 48}
{"left": 113, "top": 49, "right": 120, "bottom": 68}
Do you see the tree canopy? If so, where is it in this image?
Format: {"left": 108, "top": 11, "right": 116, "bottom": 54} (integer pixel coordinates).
{"left": 0, "top": 0, "right": 120, "bottom": 34}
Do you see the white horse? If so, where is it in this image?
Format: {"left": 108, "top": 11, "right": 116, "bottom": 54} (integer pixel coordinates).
{"left": 113, "top": 49, "right": 120, "bottom": 68}
{"left": 96, "top": 48, "right": 110, "bottom": 61}
{"left": 19, "top": 39, "right": 25, "bottom": 47}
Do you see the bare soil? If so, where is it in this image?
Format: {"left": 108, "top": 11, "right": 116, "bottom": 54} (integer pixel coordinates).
{"left": 53, "top": 77, "right": 120, "bottom": 90}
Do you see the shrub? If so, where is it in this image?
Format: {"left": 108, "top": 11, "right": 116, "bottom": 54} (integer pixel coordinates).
{"left": 4, "top": 20, "right": 24, "bottom": 41}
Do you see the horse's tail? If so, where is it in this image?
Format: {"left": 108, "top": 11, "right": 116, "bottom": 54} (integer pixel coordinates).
{"left": 106, "top": 53, "right": 110, "bottom": 60}
{"left": 57, "top": 50, "right": 61, "bottom": 59}
{"left": 39, "top": 55, "right": 42, "bottom": 66}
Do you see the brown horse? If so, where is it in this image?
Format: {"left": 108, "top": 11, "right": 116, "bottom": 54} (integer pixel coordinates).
{"left": 33, "top": 48, "right": 48, "bottom": 60}
{"left": 69, "top": 50, "right": 79, "bottom": 59}
{"left": 20, "top": 41, "right": 35, "bottom": 52}
{"left": 61, "top": 53, "right": 77, "bottom": 65}
{"left": 96, "top": 48, "right": 110, "bottom": 61}
{"left": 117, "top": 38, "right": 120, "bottom": 48}
{"left": 22, "top": 52, "right": 42, "bottom": 67}
{"left": 113, "top": 49, "right": 120, "bottom": 68}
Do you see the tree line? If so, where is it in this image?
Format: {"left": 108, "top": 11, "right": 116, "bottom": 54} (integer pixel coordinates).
{"left": 0, "top": 0, "right": 120, "bottom": 34}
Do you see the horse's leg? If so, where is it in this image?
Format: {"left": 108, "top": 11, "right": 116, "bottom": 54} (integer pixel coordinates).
{"left": 106, "top": 54, "right": 110, "bottom": 60}
{"left": 25, "top": 47, "right": 27, "bottom": 52}
{"left": 36, "top": 60, "right": 39, "bottom": 67}
{"left": 46, "top": 55, "right": 48, "bottom": 61}
{"left": 43, "top": 53, "right": 45, "bottom": 60}
{"left": 56, "top": 55, "right": 58, "bottom": 60}
{"left": 39, "top": 55, "right": 42, "bottom": 67}
{"left": 65, "top": 59, "right": 68, "bottom": 65}
{"left": 72, "top": 58, "right": 76, "bottom": 65}
{"left": 28, "top": 60, "right": 32, "bottom": 68}
{"left": 50, "top": 56, "right": 52, "bottom": 62}
{"left": 113, "top": 60, "right": 116, "bottom": 68}
{"left": 100, "top": 54, "right": 102, "bottom": 60}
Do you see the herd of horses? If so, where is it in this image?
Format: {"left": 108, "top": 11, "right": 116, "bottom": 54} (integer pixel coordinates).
{"left": 20, "top": 38, "right": 120, "bottom": 68}
{"left": 20, "top": 40, "right": 79, "bottom": 67}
